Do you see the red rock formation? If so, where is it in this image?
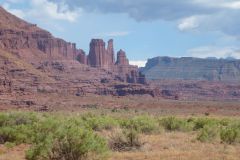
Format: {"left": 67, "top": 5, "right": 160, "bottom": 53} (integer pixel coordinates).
{"left": 0, "top": 7, "right": 147, "bottom": 88}
{"left": 106, "top": 39, "right": 115, "bottom": 66}
{"left": 116, "top": 49, "right": 129, "bottom": 65}
{"left": 0, "top": 29, "right": 77, "bottom": 60}
{"left": 76, "top": 49, "right": 87, "bottom": 64}
{"left": 88, "top": 39, "right": 107, "bottom": 68}
{"left": 86, "top": 39, "right": 147, "bottom": 84}
{"left": 87, "top": 39, "right": 115, "bottom": 68}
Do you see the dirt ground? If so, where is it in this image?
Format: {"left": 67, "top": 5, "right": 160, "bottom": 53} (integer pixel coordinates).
{"left": 110, "top": 132, "right": 240, "bottom": 160}
{"left": 1, "top": 94, "right": 240, "bottom": 116}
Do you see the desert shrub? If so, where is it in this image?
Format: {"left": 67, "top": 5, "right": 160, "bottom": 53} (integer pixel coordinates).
{"left": 219, "top": 119, "right": 232, "bottom": 127}
{"left": 109, "top": 128, "right": 142, "bottom": 151}
{"left": 197, "top": 124, "right": 220, "bottom": 142}
{"left": 0, "top": 112, "right": 37, "bottom": 127}
{"left": 0, "top": 125, "right": 34, "bottom": 144}
{"left": 120, "top": 115, "right": 158, "bottom": 134}
{"left": 193, "top": 118, "right": 219, "bottom": 130}
{"left": 27, "top": 123, "right": 108, "bottom": 160}
{"left": 220, "top": 126, "right": 240, "bottom": 144}
{"left": 81, "top": 113, "right": 118, "bottom": 131}
{"left": 159, "top": 117, "right": 193, "bottom": 132}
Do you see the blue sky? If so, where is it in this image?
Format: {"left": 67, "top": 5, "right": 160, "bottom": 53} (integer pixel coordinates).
{"left": 1, "top": 0, "right": 240, "bottom": 66}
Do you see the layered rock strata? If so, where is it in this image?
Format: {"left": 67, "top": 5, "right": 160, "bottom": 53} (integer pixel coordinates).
{"left": 141, "top": 56, "right": 240, "bottom": 83}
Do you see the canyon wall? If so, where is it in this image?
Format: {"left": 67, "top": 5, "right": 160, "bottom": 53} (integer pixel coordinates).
{"left": 0, "top": 29, "right": 77, "bottom": 60}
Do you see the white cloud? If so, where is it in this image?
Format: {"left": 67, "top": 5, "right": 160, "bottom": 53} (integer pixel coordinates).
{"left": 129, "top": 61, "right": 147, "bottom": 67}
{"left": 2, "top": 0, "right": 81, "bottom": 22}
{"left": 188, "top": 46, "right": 240, "bottom": 59}
{"left": 2, "top": 3, "right": 25, "bottom": 18}
{"left": 178, "top": 16, "right": 199, "bottom": 31}
{"left": 93, "top": 31, "right": 130, "bottom": 37}
{"left": 50, "top": 0, "right": 240, "bottom": 38}
{"left": 220, "top": 1, "right": 240, "bottom": 9}
{"left": 29, "top": 0, "right": 80, "bottom": 22}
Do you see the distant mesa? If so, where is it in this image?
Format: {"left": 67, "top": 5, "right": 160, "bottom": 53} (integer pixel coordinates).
{"left": 141, "top": 56, "right": 240, "bottom": 82}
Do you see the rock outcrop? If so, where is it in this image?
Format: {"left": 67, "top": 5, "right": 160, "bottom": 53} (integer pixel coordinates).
{"left": 87, "top": 39, "right": 115, "bottom": 68}
{"left": 88, "top": 39, "right": 107, "bottom": 68}
{"left": 116, "top": 49, "right": 129, "bottom": 65}
{"left": 106, "top": 39, "right": 115, "bottom": 66}
{"left": 83, "top": 38, "right": 146, "bottom": 84}
{"left": 141, "top": 56, "right": 240, "bottom": 83}
{"left": 0, "top": 29, "right": 77, "bottom": 60}
{"left": 0, "top": 6, "right": 152, "bottom": 103}
{"left": 0, "top": 7, "right": 77, "bottom": 61}
{"left": 76, "top": 49, "right": 87, "bottom": 64}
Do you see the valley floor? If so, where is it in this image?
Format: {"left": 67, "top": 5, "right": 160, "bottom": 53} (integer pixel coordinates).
{"left": 1, "top": 132, "right": 240, "bottom": 160}
{"left": 0, "top": 97, "right": 240, "bottom": 160}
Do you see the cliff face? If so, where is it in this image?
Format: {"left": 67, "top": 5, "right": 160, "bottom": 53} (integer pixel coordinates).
{"left": 141, "top": 56, "right": 240, "bottom": 83}
{"left": 0, "top": 29, "right": 77, "bottom": 60}
{"left": 0, "top": 7, "right": 78, "bottom": 61}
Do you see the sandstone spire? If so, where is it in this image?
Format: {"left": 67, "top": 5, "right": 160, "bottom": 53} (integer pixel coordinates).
{"left": 116, "top": 49, "right": 129, "bottom": 65}
{"left": 88, "top": 39, "right": 107, "bottom": 68}
{"left": 107, "top": 39, "right": 115, "bottom": 66}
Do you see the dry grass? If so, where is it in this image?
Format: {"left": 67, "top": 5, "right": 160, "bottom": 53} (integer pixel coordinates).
{"left": 110, "top": 132, "right": 240, "bottom": 160}
{"left": 2, "top": 132, "right": 240, "bottom": 160}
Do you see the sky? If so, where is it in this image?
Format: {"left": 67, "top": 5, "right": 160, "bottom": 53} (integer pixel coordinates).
{"left": 1, "top": 0, "right": 240, "bottom": 67}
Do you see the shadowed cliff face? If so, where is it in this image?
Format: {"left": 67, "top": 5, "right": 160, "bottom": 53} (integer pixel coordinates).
{"left": 141, "top": 56, "right": 240, "bottom": 83}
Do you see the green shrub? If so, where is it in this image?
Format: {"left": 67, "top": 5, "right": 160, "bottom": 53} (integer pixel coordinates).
{"left": 197, "top": 124, "right": 219, "bottom": 142}
{"left": 220, "top": 127, "right": 240, "bottom": 144}
{"left": 159, "top": 117, "right": 193, "bottom": 132}
{"left": 0, "top": 112, "right": 37, "bottom": 127}
{"left": 0, "top": 125, "right": 34, "bottom": 144}
{"left": 120, "top": 115, "right": 158, "bottom": 134}
{"left": 193, "top": 118, "right": 219, "bottom": 130}
{"left": 26, "top": 122, "right": 108, "bottom": 160}
{"left": 81, "top": 113, "right": 118, "bottom": 131}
